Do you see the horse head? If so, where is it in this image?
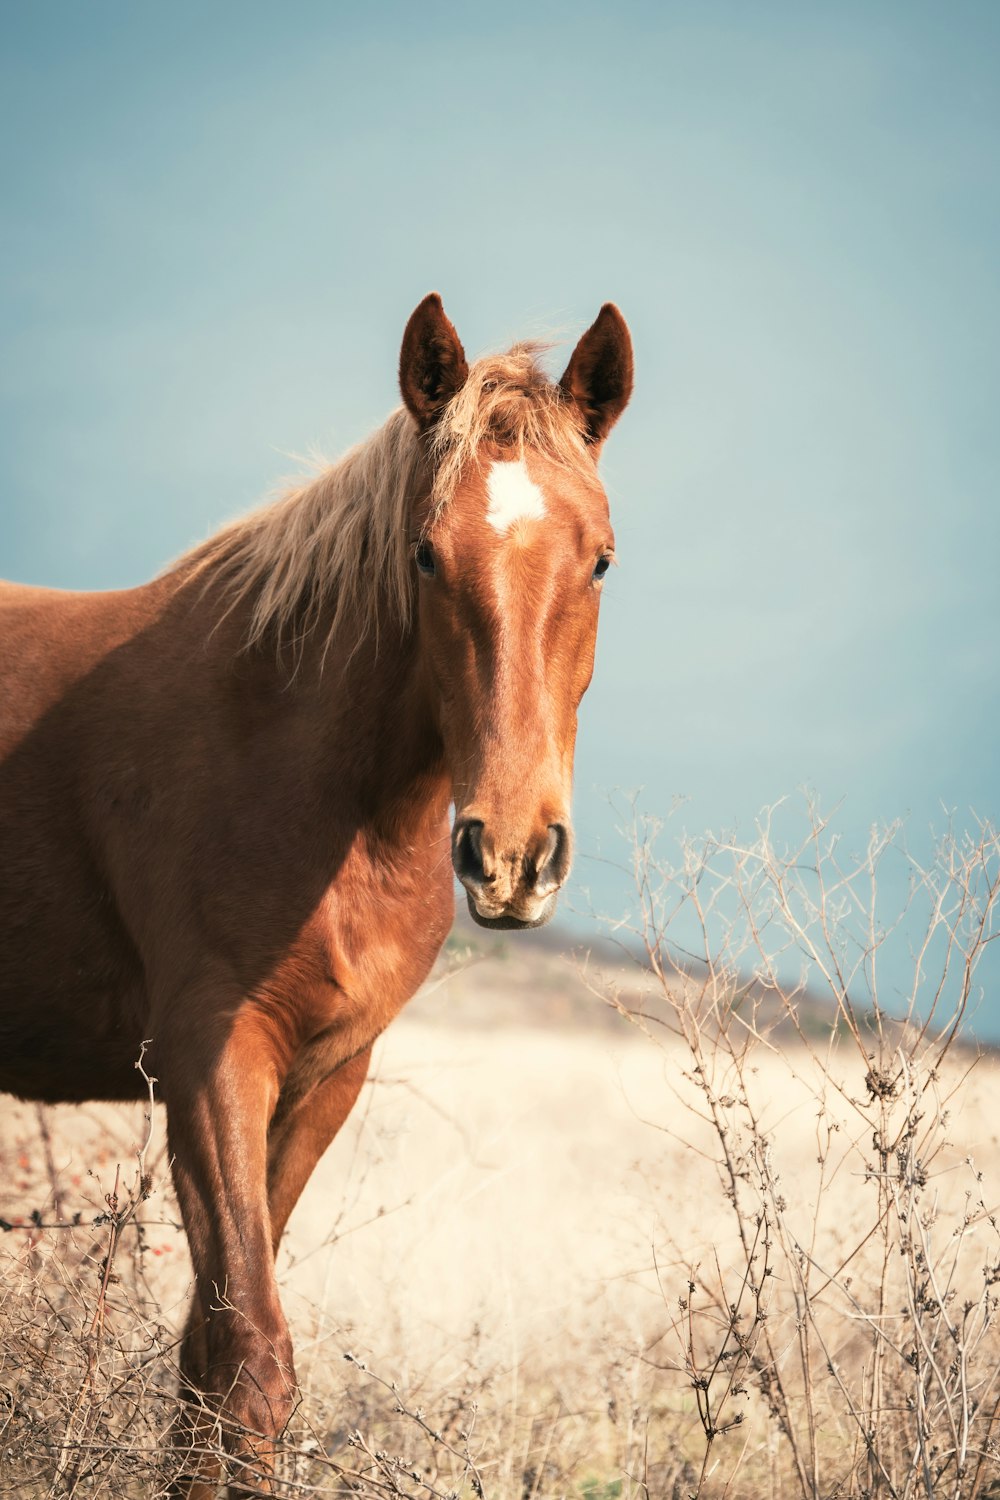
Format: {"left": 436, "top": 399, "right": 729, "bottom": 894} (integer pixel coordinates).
{"left": 399, "top": 293, "right": 633, "bottom": 929}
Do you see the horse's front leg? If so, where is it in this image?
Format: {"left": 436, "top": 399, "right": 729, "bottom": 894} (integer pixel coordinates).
{"left": 266, "top": 1044, "right": 373, "bottom": 1253}
{"left": 164, "top": 1010, "right": 293, "bottom": 1496}
{"left": 171, "top": 1042, "right": 374, "bottom": 1496}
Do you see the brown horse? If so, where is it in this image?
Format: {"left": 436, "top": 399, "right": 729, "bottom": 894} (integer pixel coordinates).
{"left": 0, "top": 293, "right": 632, "bottom": 1493}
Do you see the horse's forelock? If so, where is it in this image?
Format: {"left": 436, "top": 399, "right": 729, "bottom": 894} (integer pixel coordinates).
{"left": 431, "top": 343, "right": 590, "bottom": 505}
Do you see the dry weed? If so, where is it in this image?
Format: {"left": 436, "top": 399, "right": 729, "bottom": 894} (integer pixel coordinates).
{"left": 2, "top": 799, "right": 998, "bottom": 1499}
{"left": 598, "top": 796, "right": 1000, "bottom": 1498}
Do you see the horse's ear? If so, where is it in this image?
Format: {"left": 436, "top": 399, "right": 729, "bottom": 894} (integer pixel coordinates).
{"left": 399, "top": 292, "right": 469, "bottom": 431}
{"left": 559, "top": 303, "right": 634, "bottom": 448}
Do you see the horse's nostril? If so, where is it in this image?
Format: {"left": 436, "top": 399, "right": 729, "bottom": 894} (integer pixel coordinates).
{"left": 453, "top": 818, "right": 489, "bottom": 886}
{"left": 542, "top": 826, "right": 560, "bottom": 870}
{"left": 534, "top": 822, "right": 571, "bottom": 892}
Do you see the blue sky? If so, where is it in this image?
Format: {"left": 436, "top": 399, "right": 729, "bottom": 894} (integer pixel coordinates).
{"left": 3, "top": 4, "right": 998, "bottom": 1026}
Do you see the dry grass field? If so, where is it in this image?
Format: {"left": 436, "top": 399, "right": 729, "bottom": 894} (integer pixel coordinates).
{"left": 3, "top": 812, "right": 1000, "bottom": 1498}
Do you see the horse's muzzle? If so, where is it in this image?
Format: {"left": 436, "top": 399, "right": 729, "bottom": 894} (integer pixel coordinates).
{"left": 452, "top": 817, "right": 571, "bottom": 929}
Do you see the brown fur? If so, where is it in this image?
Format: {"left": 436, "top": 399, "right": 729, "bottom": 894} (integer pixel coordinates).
{"left": 0, "top": 295, "right": 632, "bottom": 1496}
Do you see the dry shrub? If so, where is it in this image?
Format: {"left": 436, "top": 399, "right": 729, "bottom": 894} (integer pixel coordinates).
{"left": 0, "top": 1049, "right": 668, "bottom": 1498}
{"left": 0, "top": 1058, "right": 187, "bottom": 1497}
{"left": 600, "top": 797, "right": 1000, "bottom": 1499}
{"left": 2, "top": 798, "right": 999, "bottom": 1500}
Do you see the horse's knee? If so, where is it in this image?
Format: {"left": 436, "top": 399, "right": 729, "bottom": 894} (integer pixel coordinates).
{"left": 173, "top": 1302, "right": 295, "bottom": 1496}
{"left": 207, "top": 1314, "right": 296, "bottom": 1440}
{"left": 215, "top": 1345, "right": 296, "bottom": 1499}
{"left": 221, "top": 1355, "right": 296, "bottom": 1444}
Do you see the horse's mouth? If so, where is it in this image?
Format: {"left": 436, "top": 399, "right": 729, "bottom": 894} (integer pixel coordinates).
{"left": 465, "top": 891, "right": 557, "bottom": 931}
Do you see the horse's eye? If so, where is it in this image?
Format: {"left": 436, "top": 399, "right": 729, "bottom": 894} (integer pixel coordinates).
{"left": 415, "top": 542, "right": 435, "bottom": 577}
{"left": 592, "top": 554, "right": 612, "bottom": 584}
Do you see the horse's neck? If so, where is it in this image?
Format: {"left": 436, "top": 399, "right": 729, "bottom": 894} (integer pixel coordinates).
{"left": 269, "top": 604, "right": 448, "bottom": 837}
{"left": 171, "top": 566, "right": 448, "bottom": 848}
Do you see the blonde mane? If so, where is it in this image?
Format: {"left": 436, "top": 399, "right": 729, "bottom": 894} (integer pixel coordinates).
{"left": 177, "top": 343, "right": 592, "bottom": 659}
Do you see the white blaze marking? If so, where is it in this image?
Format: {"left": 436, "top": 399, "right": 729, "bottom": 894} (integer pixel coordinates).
{"left": 485, "top": 459, "right": 546, "bottom": 533}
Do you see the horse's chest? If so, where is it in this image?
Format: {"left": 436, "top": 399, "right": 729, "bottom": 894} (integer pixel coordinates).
{"left": 284, "top": 847, "right": 454, "bottom": 1062}
{"left": 339, "top": 872, "right": 452, "bottom": 1007}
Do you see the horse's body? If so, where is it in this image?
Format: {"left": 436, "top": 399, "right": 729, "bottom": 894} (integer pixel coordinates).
{"left": 0, "top": 573, "right": 450, "bottom": 1105}
{"left": 0, "top": 295, "right": 632, "bottom": 1495}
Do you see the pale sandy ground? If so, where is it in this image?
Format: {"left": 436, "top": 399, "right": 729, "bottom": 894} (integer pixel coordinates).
{"left": 4, "top": 945, "right": 999, "bottom": 1365}
{"left": 3, "top": 940, "right": 1000, "bottom": 1489}
{"left": 3, "top": 964, "right": 693, "bottom": 1372}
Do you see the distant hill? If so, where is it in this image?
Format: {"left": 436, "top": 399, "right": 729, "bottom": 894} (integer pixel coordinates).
{"left": 414, "top": 905, "right": 985, "bottom": 1054}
